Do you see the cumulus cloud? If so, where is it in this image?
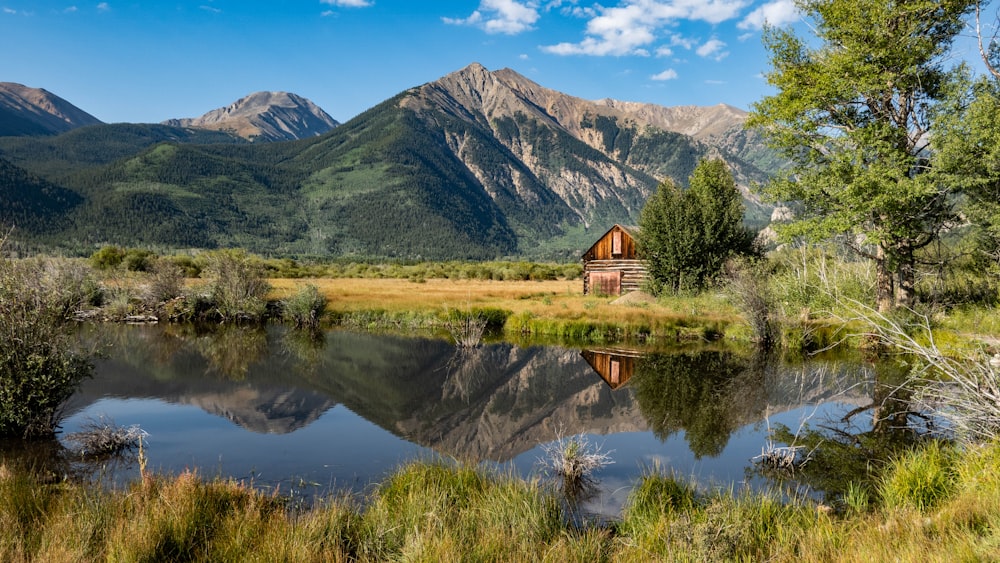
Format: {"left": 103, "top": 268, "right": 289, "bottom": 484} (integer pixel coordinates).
{"left": 651, "top": 68, "right": 678, "bottom": 80}
{"left": 96, "top": 2, "right": 110, "bottom": 11}
{"left": 696, "top": 38, "right": 728, "bottom": 60}
{"left": 541, "top": 0, "right": 747, "bottom": 56}
{"left": 738, "top": 0, "right": 798, "bottom": 30}
{"left": 443, "top": 0, "right": 540, "bottom": 35}
{"left": 321, "top": 0, "right": 373, "bottom": 7}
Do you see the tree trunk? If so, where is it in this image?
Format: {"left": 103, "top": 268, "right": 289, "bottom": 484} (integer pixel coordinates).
{"left": 876, "top": 245, "right": 895, "bottom": 313}
{"left": 896, "top": 248, "right": 915, "bottom": 309}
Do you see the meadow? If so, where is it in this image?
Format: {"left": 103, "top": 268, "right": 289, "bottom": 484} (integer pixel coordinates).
{"left": 269, "top": 277, "right": 742, "bottom": 345}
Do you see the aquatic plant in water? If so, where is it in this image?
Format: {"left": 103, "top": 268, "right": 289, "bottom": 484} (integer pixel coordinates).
{"left": 539, "top": 433, "right": 614, "bottom": 500}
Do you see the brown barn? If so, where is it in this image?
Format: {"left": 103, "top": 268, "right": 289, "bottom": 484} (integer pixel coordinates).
{"left": 581, "top": 224, "right": 648, "bottom": 295}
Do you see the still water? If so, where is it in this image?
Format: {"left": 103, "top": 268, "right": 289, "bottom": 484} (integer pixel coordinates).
{"left": 57, "top": 323, "right": 878, "bottom": 516}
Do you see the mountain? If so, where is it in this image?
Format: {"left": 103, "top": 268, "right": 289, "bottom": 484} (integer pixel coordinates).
{"left": 162, "top": 91, "right": 339, "bottom": 142}
{"left": 0, "top": 82, "right": 103, "bottom": 137}
{"left": 0, "top": 156, "right": 82, "bottom": 234}
{"left": 0, "top": 64, "right": 778, "bottom": 259}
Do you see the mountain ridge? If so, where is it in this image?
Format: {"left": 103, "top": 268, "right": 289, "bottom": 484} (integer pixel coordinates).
{"left": 0, "top": 82, "right": 103, "bottom": 136}
{"left": 0, "top": 63, "right": 777, "bottom": 259}
{"left": 162, "top": 91, "right": 340, "bottom": 142}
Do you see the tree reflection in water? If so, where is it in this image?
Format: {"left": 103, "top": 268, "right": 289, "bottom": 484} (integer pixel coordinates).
{"left": 192, "top": 324, "right": 268, "bottom": 380}
{"left": 631, "top": 350, "right": 768, "bottom": 458}
{"left": 754, "top": 358, "right": 933, "bottom": 505}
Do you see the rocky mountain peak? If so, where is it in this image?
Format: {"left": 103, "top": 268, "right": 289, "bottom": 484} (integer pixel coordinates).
{"left": 0, "top": 82, "right": 103, "bottom": 136}
{"left": 163, "top": 91, "right": 339, "bottom": 142}
{"left": 408, "top": 64, "right": 748, "bottom": 144}
{"left": 592, "top": 99, "right": 748, "bottom": 140}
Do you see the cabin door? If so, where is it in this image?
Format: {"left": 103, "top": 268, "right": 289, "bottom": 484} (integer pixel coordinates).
{"left": 589, "top": 271, "right": 622, "bottom": 295}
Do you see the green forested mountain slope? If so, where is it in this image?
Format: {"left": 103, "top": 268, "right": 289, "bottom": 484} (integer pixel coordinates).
{"left": 0, "top": 157, "right": 81, "bottom": 235}
{"left": 0, "top": 123, "right": 247, "bottom": 180}
{"left": 0, "top": 65, "right": 779, "bottom": 260}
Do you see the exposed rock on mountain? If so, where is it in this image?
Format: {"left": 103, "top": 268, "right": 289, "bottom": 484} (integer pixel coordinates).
{"left": 163, "top": 91, "right": 339, "bottom": 142}
{"left": 0, "top": 63, "right": 780, "bottom": 259}
{"left": 0, "top": 82, "right": 103, "bottom": 136}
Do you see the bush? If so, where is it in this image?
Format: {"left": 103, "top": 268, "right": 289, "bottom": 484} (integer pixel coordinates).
{"left": 89, "top": 245, "right": 126, "bottom": 270}
{"left": 143, "top": 258, "right": 185, "bottom": 307}
{"left": 281, "top": 284, "right": 327, "bottom": 329}
{"left": 0, "top": 252, "right": 94, "bottom": 438}
{"left": 202, "top": 249, "right": 270, "bottom": 322}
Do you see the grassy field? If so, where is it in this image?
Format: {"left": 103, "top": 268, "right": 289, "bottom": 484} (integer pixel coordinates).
{"left": 268, "top": 277, "right": 745, "bottom": 344}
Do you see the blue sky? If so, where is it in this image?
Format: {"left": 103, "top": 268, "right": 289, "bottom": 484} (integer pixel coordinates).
{"left": 0, "top": 1, "right": 870, "bottom": 124}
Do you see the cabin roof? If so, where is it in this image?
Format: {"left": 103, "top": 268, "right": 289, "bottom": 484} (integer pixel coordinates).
{"left": 581, "top": 224, "right": 640, "bottom": 259}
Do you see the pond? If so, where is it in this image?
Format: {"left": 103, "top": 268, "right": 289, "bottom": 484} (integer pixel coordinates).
{"left": 47, "top": 324, "right": 895, "bottom": 517}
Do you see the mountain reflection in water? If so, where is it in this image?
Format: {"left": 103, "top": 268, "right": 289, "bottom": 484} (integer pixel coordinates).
{"left": 54, "top": 324, "right": 876, "bottom": 514}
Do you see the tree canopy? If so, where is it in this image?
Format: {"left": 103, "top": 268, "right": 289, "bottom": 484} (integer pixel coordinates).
{"left": 748, "top": 0, "right": 976, "bottom": 311}
{"left": 638, "top": 158, "right": 755, "bottom": 294}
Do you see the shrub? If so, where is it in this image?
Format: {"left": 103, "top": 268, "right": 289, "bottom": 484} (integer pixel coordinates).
{"left": 0, "top": 251, "right": 94, "bottom": 438}
{"left": 202, "top": 249, "right": 270, "bottom": 322}
{"left": 122, "top": 248, "right": 154, "bottom": 272}
{"left": 724, "top": 257, "right": 777, "bottom": 349}
{"left": 281, "top": 284, "right": 327, "bottom": 329}
{"left": 89, "top": 245, "right": 126, "bottom": 270}
{"left": 143, "top": 258, "right": 185, "bottom": 307}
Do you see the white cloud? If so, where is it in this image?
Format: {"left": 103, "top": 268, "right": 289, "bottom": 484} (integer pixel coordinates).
{"left": 443, "top": 0, "right": 540, "bottom": 35}
{"left": 738, "top": 0, "right": 798, "bottom": 30}
{"left": 655, "top": 45, "right": 673, "bottom": 57}
{"left": 651, "top": 68, "right": 678, "bottom": 80}
{"left": 321, "top": 0, "right": 373, "bottom": 7}
{"left": 64, "top": 6, "right": 78, "bottom": 13}
{"left": 542, "top": 0, "right": 747, "bottom": 56}
{"left": 3, "top": 7, "right": 16, "bottom": 14}
{"left": 96, "top": 2, "right": 110, "bottom": 11}
{"left": 696, "top": 38, "right": 728, "bottom": 60}
{"left": 199, "top": 5, "right": 221, "bottom": 13}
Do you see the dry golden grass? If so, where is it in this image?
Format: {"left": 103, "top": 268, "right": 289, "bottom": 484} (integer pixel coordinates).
{"left": 268, "top": 277, "right": 741, "bottom": 328}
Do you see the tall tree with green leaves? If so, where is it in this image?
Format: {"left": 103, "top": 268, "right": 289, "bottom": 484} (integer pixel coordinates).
{"left": 639, "top": 158, "right": 755, "bottom": 294}
{"left": 748, "top": 0, "right": 975, "bottom": 312}
{"left": 930, "top": 3, "right": 1000, "bottom": 274}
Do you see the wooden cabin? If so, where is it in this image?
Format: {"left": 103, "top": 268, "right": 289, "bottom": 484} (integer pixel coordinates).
{"left": 580, "top": 348, "right": 643, "bottom": 390}
{"left": 581, "top": 224, "right": 647, "bottom": 295}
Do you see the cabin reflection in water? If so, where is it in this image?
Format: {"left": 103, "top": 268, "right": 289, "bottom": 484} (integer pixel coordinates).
{"left": 580, "top": 348, "right": 644, "bottom": 390}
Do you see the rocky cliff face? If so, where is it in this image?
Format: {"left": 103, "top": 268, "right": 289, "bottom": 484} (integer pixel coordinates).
{"left": 0, "top": 82, "right": 103, "bottom": 136}
{"left": 163, "top": 91, "right": 339, "bottom": 142}
{"left": 400, "top": 63, "right": 768, "bottom": 229}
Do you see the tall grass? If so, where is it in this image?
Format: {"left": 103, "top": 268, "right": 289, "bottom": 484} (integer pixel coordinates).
{"left": 3, "top": 445, "right": 1000, "bottom": 562}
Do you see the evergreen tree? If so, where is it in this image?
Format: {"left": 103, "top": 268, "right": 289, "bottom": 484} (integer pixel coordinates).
{"left": 639, "top": 159, "right": 755, "bottom": 294}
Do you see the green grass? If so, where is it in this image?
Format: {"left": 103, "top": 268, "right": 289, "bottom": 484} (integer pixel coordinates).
{"left": 4, "top": 441, "right": 1000, "bottom": 561}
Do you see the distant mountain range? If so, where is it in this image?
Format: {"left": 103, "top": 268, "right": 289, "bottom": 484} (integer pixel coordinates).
{"left": 161, "top": 91, "right": 340, "bottom": 142}
{"left": 0, "top": 64, "right": 777, "bottom": 260}
{"left": 0, "top": 82, "right": 102, "bottom": 136}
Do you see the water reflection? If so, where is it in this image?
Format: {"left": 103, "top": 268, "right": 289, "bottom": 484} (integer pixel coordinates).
{"left": 36, "top": 324, "right": 888, "bottom": 514}
{"left": 580, "top": 348, "right": 640, "bottom": 390}
{"left": 758, "top": 358, "right": 933, "bottom": 502}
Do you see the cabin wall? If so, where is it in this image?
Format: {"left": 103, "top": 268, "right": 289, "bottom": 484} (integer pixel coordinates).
{"left": 583, "top": 259, "right": 647, "bottom": 295}
{"left": 581, "top": 225, "right": 648, "bottom": 295}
